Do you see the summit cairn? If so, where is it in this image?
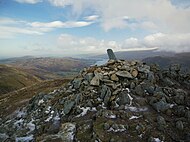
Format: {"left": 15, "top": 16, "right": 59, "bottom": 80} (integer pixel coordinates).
{"left": 0, "top": 51, "right": 190, "bottom": 142}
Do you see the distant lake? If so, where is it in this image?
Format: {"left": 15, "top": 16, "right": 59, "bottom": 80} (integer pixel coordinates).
{"left": 93, "top": 59, "right": 108, "bottom": 66}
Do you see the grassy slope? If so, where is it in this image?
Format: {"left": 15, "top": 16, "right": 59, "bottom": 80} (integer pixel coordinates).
{"left": 0, "top": 78, "right": 71, "bottom": 118}
{"left": 0, "top": 64, "right": 41, "bottom": 94}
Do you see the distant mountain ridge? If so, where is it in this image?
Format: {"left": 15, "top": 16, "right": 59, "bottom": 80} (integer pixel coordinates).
{"left": 143, "top": 52, "right": 190, "bottom": 71}
{"left": 0, "top": 57, "right": 95, "bottom": 79}
{"left": 92, "top": 49, "right": 175, "bottom": 60}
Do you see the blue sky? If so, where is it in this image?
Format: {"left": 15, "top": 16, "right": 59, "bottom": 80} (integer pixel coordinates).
{"left": 0, "top": 0, "right": 190, "bottom": 58}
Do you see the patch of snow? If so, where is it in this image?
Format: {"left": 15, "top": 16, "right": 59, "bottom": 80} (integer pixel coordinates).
{"left": 92, "top": 90, "right": 97, "bottom": 93}
{"left": 16, "top": 135, "right": 33, "bottom": 142}
{"left": 16, "top": 110, "right": 26, "bottom": 118}
{"left": 45, "top": 114, "right": 53, "bottom": 122}
{"left": 52, "top": 89, "right": 57, "bottom": 94}
{"left": 97, "top": 97, "right": 102, "bottom": 101}
{"left": 91, "top": 107, "right": 97, "bottom": 111}
{"left": 27, "top": 119, "right": 35, "bottom": 132}
{"left": 76, "top": 107, "right": 97, "bottom": 117}
{"left": 100, "top": 102, "right": 106, "bottom": 109}
{"left": 45, "top": 106, "right": 51, "bottom": 114}
{"left": 125, "top": 106, "right": 148, "bottom": 112}
{"left": 169, "top": 104, "right": 175, "bottom": 108}
{"left": 107, "top": 114, "right": 116, "bottom": 119}
{"left": 129, "top": 115, "right": 142, "bottom": 120}
{"left": 127, "top": 93, "right": 133, "bottom": 106}
{"left": 51, "top": 110, "right": 55, "bottom": 114}
{"left": 61, "top": 110, "right": 65, "bottom": 116}
{"left": 38, "top": 99, "right": 44, "bottom": 105}
{"left": 126, "top": 88, "right": 130, "bottom": 92}
{"left": 121, "top": 88, "right": 130, "bottom": 92}
{"left": 76, "top": 107, "right": 91, "bottom": 117}
{"left": 114, "top": 98, "right": 119, "bottom": 108}
{"left": 138, "top": 134, "right": 143, "bottom": 138}
{"left": 54, "top": 114, "right": 60, "bottom": 121}
{"left": 107, "top": 126, "right": 126, "bottom": 132}
{"left": 14, "top": 119, "right": 24, "bottom": 127}
{"left": 153, "top": 138, "right": 163, "bottom": 142}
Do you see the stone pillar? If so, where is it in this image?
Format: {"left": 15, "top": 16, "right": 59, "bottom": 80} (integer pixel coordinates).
{"left": 107, "top": 49, "right": 117, "bottom": 60}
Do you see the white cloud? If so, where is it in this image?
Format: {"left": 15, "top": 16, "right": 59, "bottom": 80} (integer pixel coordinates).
{"left": 47, "top": 0, "right": 190, "bottom": 33}
{"left": 48, "top": 0, "right": 73, "bottom": 7}
{"left": 122, "top": 33, "right": 190, "bottom": 52}
{"left": 14, "top": 0, "right": 190, "bottom": 32}
{"left": 57, "top": 32, "right": 190, "bottom": 55}
{"left": 31, "top": 21, "right": 93, "bottom": 28}
{"left": 84, "top": 15, "right": 99, "bottom": 21}
{"left": 57, "top": 34, "right": 121, "bottom": 55}
{"left": 0, "top": 17, "right": 93, "bottom": 38}
{"left": 15, "top": 0, "right": 42, "bottom": 4}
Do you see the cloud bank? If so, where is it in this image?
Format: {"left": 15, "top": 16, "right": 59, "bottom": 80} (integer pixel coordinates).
{"left": 57, "top": 33, "right": 190, "bottom": 54}
{"left": 0, "top": 18, "right": 93, "bottom": 38}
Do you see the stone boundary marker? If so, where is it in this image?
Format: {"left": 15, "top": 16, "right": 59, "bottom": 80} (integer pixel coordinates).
{"left": 107, "top": 49, "right": 117, "bottom": 60}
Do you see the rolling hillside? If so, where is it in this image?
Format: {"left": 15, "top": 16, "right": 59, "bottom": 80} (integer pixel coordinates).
{"left": 143, "top": 52, "right": 190, "bottom": 71}
{"left": 0, "top": 64, "right": 41, "bottom": 95}
{"left": 0, "top": 57, "right": 95, "bottom": 79}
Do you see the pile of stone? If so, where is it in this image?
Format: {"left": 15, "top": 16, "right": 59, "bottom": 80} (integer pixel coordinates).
{"left": 0, "top": 59, "right": 190, "bottom": 142}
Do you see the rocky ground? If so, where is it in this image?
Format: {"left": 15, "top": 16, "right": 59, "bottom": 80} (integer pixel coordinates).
{"left": 0, "top": 59, "right": 190, "bottom": 142}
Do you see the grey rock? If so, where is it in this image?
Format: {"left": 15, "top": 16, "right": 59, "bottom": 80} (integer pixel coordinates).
{"left": 107, "top": 49, "right": 117, "bottom": 60}
{"left": 72, "top": 78, "right": 83, "bottom": 89}
{"left": 157, "top": 116, "right": 166, "bottom": 130}
{"left": 90, "top": 76, "right": 100, "bottom": 86}
{"left": 48, "top": 116, "right": 61, "bottom": 134}
{"left": 112, "top": 123, "right": 119, "bottom": 130}
{"left": 152, "top": 100, "right": 170, "bottom": 112}
{"left": 64, "top": 101, "right": 75, "bottom": 115}
{"left": 176, "top": 121, "right": 184, "bottom": 130}
{"left": 104, "top": 88, "right": 112, "bottom": 106}
{"left": 0, "top": 133, "right": 9, "bottom": 142}
{"left": 110, "top": 74, "right": 119, "bottom": 81}
{"left": 117, "top": 91, "right": 132, "bottom": 106}
{"left": 148, "top": 71, "right": 155, "bottom": 83}
{"left": 175, "top": 106, "right": 186, "bottom": 117}
{"left": 138, "top": 65, "right": 150, "bottom": 73}
{"left": 186, "top": 111, "right": 190, "bottom": 121}
{"left": 75, "top": 94, "right": 81, "bottom": 105}
{"left": 116, "top": 71, "right": 133, "bottom": 78}
{"left": 84, "top": 73, "right": 94, "bottom": 82}
{"left": 174, "top": 89, "right": 186, "bottom": 105}
{"left": 135, "top": 85, "right": 144, "bottom": 96}
{"left": 174, "top": 94, "right": 185, "bottom": 105}
{"left": 131, "top": 69, "right": 138, "bottom": 78}
{"left": 136, "top": 123, "right": 145, "bottom": 134}
{"left": 104, "top": 123, "right": 110, "bottom": 130}
{"left": 146, "top": 86, "right": 155, "bottom": 94}
{"left": 170, "top": 64, "right": 180, "bottom": 72}
{"left": 90, "top": 73, "right": 103, "bottom": 86}
{"left": 164, "top": 77, "right": 175, "bottom": 86}
{"left": 130, "top": 82, "right": 136, "bottom": 89}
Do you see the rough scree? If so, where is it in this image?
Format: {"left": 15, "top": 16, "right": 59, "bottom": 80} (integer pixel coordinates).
{"left": 0, "top": 59, "right": 190, "bottom": 142}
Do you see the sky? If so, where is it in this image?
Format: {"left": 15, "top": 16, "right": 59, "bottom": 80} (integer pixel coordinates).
{"left": 0, "top": 0, "right": 190, "bottom": 58}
